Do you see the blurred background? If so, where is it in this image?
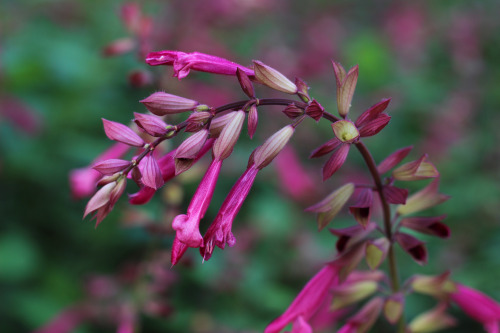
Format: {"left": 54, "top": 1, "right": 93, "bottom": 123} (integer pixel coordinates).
{"left": 1, "top": 0, "right": 499, "bottom": 332}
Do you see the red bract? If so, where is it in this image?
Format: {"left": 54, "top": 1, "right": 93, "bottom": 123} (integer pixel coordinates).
{"left": 146, "top": 50, "right": 255, "bottom": 79}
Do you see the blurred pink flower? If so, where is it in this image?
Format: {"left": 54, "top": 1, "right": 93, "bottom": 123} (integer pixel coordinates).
{"left": 451, "top": 284, "right": 500, "bottom": 333}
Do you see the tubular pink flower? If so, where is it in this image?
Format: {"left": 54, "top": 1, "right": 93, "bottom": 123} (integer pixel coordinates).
{"left": 451, "top": 284, "right": 500, "bottom": 332}
{"left": 264, "top": 263, "right": 340, "bottom": 333}
{"left": 128, "top": 139, "right": 214, "bottom": 205}
{"left": 200, "top": 164, "right": 259, "bottom": 261}
{"left": 145, "top": 50, "right": 254, "bottom": 80}
{"left": 171, "top": 236, "right": 189, "bottom": 266}
{"left": 172, "top": 158, "right": 223, "bottom": 247}
{"left": 70, "top": 143, "right": 130, "bottom": 199}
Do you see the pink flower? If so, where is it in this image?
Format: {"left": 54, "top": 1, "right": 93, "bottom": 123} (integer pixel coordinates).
{"left": 128, "top": 139, "right": 214, "bottom": 205}
{"left": 171, "top": 158, "right": 223, "bottom": 248}
{"left": 145, "top": 50, "right": 254, "bottom": 80}
{"left": 265, "top": 264, "right": 340, "bottom": 333}
{"left": 199, "top": 164, "right": 259, "bottom": 261}
{"left": 70, "top": 143, "right": 130, "bottom": 199}
{"left": 451, "top": 284, "right": 500, "bottom": 332}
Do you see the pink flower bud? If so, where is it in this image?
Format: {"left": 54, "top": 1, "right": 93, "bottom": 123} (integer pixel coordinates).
{"left": 383, "top": 185, "right": 408, "bottom": 204}
{"left": 102, "top": 119, "right": 145, "bottom": 147}
{"left": 305, "top": 99, "right": 324, "bottom": 121}
{"left": 209, "top": 112, "right": 234, "bottom": 137}
{"left": 306, "top": 183, "right": 355, "bottom": 231}
{"left": 247, "top": 104, "right": 258, "bottom": 139}
{"left": 330, "top": 279, "right": 379, "bottom": 310}
{"left": 175, "top": 129, "right": 209, "bottom": 160}
{"left": 309, "top": 138, "right": 341, "bottom": 158}
{"left": 322, "top": 143, "right": 350, "bottom": 180}
{"left": 393, "top": 154, "right": 439, "bottom": 181}
{"left": 395, "top": 232, "right": 427, "bottom": 265}
{"left": 377, "top": 146, "right": 413, "bottom": 174}
{"left": 295, "top": 77, "right": 310, "bottom": 102}
{"left": 332, "top": 62, "right": 358, "bottom": 118}
{"left": 400, "top": 215, "right": 450, "bottom": 238}
{"left": 253, "top": 125, "right": 295, "bottom": 169}
{"left": 140, "top": 92, "right": 198, "bottom": 116}
{"left": 133, "top": 112, "right": 168, "bottom": 137}
{"left": 253, "top": 60, "right": 298, "bottom": 94}
{"left": 282, "top": 103, "right": 304, "bottom": 119}
{"left": 365, "top": 238, "right": 390, "bottom": 270}
{"left": 236, "top": 68, "right": 255, "bottom": 98}
{"left": 397, "top": 179, "right": 450, "bottom": 216}
{"left": 83, "top": 182, "right": 116, "bottom": 219}
{"left": 213, "top": 111, "right": 245, "bottom": 160}
{"left": 348, "top": 188, "right": 374, "bottom": 227}
{"left": 332, "top": 120, "right": 360, "bottom": 143}
{"left": 185, "top": 111, "right": 211, "bottom": 132}
{"left": 139, "top": 155, "right": 164, "bottom": 190}
{"left": 92, "top": 159, "right": 131, "bottom": 175}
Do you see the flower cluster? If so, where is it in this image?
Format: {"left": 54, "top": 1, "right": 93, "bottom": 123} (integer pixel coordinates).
{"left": 69, "top": 50, "right": 500, "bottom": 333}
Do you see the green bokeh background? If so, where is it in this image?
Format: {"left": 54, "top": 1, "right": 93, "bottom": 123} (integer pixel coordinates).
{"left": 1, "top": 0, "right": 499, "bottom": 332}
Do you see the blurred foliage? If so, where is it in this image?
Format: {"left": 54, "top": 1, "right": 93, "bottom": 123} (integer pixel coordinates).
{"left": 1, "top": 0, "right": 499, "bottom": 332}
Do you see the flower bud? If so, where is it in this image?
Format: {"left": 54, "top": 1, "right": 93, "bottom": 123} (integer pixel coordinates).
{"left": 253, "top": 60, "right": 298, "bottom": 94}
{"left": 282, "top": 104, "right": 304, "bottom": 119}
{"left": 410, "top": 272, "right": 456, "bottom": 297}
{"left": 175, "top": 129, "right": 209, "bottom": 160}
{"left": 139, "top": 155, "right": 164, "bottom": 190}
{"left": 253, "top": 125, "right": 295, "bottom": 169}
{"left": 305, "top": 99, "right": 324, "bottom": 122}
{"left": 384, "top": 293, "right": 404, "bottom": 324}
{"left": 84, "top": 182, "right": 116, "bottom": 218}
{"left": 247, "top": 104, "right": 258, "bottom": 139}
{"left": 393, "top": 154, "right": 439, "bottom": 181}
{"left": 397, "top": 179, "right": 450, "bottom": 216}
{"left": 209, "top": 112, "right": 234, "bottom": 137}
{"left": 331, "top": 120, "right": 360, "bottom": 143}
{"left": 295, "top": 77, "right": 310, "bottom": 102}
{"left": 102, "top": 119, "right": 145, "bottom": 147}
{"left": 408, "top": 304, "right": 456, "bottom": 333}
{"left": 236, "top": 68, "right": 255, "bottom": 98}
{"left": 213, "top": 111, "right": 245, "bottom": 160}
{"left": 133, "top": 112, "right": 168, "bottom": 137}
{"left": 365, "top": 237, "right": 390, "bottom": 270}
{"left": 306, "top": 183, "right": 355, "bottom": 231}
{"left": 395, "top": 232, "right": 427, "bottom": 265}
{"left": 140, "top": 92, "right": 198, "bottom": 116}
{"left": 93, "top": 159, "right": 131, "bottom": 175}
{"left": 332, "top": 62, "right": 358, "bottom": 118}
{"left": 186, "top": 111, "right": 211, "bottom": 132}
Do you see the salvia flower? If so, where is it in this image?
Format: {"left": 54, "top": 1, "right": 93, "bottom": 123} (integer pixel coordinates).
{"left": 264, "top": 263, "right": 341, "bottom": 333}
{"left": 451, "top": 284, "right": 500, "bottom": 333}
{"left": 253, "top": 125, "right": 295, "bottom": 169}
{"left": 213, "top": 111, "right": 246, "bottom": 160}
{"left": 171, "top": 158, "right": 222, "bottom": 248}
{"left": 102, "top": 119, "right": 145, "bottom": 147}
{"left": 199, "top": 163, "right": 259, "bottom": 261}
{"left": 146, "top": 50, "right": 254, "bottom": 79}
{"left": 253, "top": 60, "right": 298, "bottom": 94}
{"left": 84, "top": 177, "right": 127, "bottom": 227}
{"left": 140, "top": 92, "right": 199, "bottom": 116}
